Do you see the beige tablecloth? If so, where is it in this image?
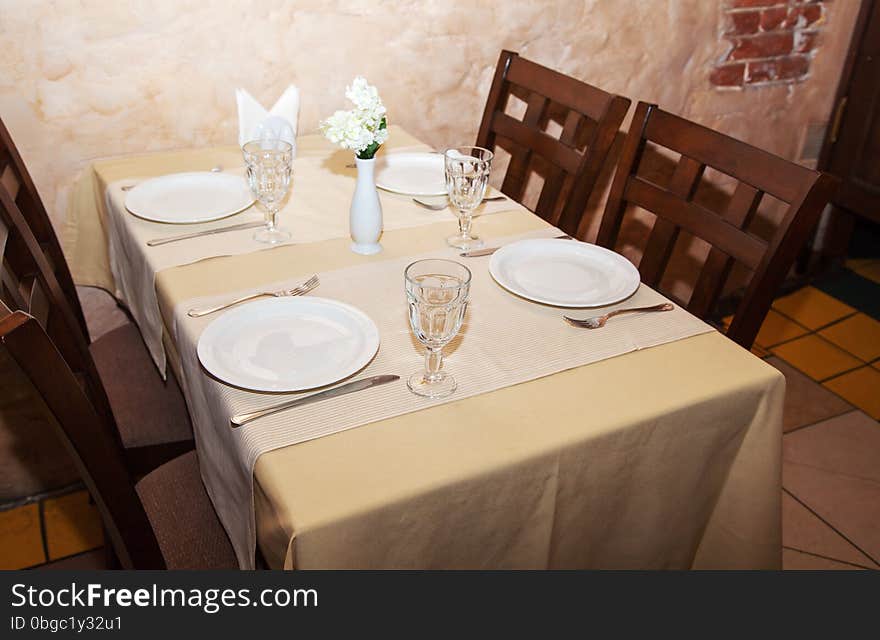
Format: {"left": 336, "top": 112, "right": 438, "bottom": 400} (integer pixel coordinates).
{"left": 65, "top": 131, "right": 785, "bottom": 570}
{"left": 170, "top": 226, "right": 714, "bottom": 568}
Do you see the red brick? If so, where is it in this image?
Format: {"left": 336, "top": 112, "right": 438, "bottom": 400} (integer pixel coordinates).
{"left": 795, "top": 30, "right": 820, "bottom": 53}
{"left": 728, "top": 0, "right": 779, "bottom": 7}
{"left": 729, "top": 32, "right": 794, "bottom": 60}
{"left": 760, "top": 7, "right": 788, "bottom": 31}
{"left": 801, "top": 4, "right": 823, "bottom": 25}
{"left": 726, "top": 9, "right": 761, "bottom": 35}
{"left": 710, "top": 63, "right": 746, "bottom": 87}
{"left": 745, "top": 55, "right": 810, "bottom": 83}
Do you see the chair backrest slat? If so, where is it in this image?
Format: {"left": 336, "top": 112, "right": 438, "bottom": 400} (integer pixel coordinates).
{"left": 505, "top": 54, "right": 611, "bottom": 121}
{"left": 0, "top": 311, "right": 166, "bottom": 569}
{"left": 596, "top": 102, "right": 837, "bottom": 349}
{"left": 688, "top": 183, "right": 765, "bottom": 318}
{"left": 642, "top": 108, "right": 808, "bottom": 203}
{"left": 476, "top": 50, "right": 630, "bottom": 237}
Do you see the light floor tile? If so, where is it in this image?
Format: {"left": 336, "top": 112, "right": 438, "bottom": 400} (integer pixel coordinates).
{"left": 824, "top": 367, "right": 880, "bottom": 420}
{"left": 771, "top": 334, "right": 862, "bottom": 381}
{"left": 783, "top": 548, "right": 866, "bottom": 570}
{"left": 0, "top": 503, "right": 45, "bottom": 569}
{"left": 782, "top": 492, "right": 877, "bottom": 567}
{"left": 755, "top": 310, "right": 809, "bottom": 348}
{"left": 767, "top": 357, "right": 852, "bottom": 432}
{"left": 784, "top": 411, "right": 880, "bottom": 483}
{"left": 772, "top": 286, "right": 855, "bottom": 330}
{"left": 42, "top": 491, "right": 104, "bottom": 561}
{"left": 784, "top": 461, "right": 880, "bottom": 564}
{"left": 819, "top": 313, "right": 880, "bottom": 362}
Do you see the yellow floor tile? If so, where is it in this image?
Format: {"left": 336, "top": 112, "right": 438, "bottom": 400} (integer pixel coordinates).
{"left": 751, "top": 344, "right": 770, "bottom": 358}
{"left": 819, "top": 314, "right": 880, "bottom": 362}
{"left": 852, "top": 261, "right": 880, "bottom": 285}
{"left": 42, "top": 491, "right": 104, "bottom": 561}
{"left": 772, "top": 286, "right": 855, "bottom": 330}
{"left": 824, "top": 367, "right": 880, "bottom": 420}
{"left": 845, "top": 258, "right": 878, "bottom": 271}
{"left": 0, "top": 503, "right": 46, "bottom": 569}
{"left": 771, "top": 334, "right": 862, "bottom": 381}
{"left": 755, "top": 310, "right": 809, "bottom": 348}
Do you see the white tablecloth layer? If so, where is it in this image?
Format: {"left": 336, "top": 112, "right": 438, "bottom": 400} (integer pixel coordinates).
{"left": 103, "top": 137, "right": 511, "bottom": 375}
{"left": 171, "top": 228, "right": 714, "bottom": 568}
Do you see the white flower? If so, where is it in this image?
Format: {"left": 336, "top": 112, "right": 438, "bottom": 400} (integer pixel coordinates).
{"left": 321, "top": 76, "right": 388, "bottom": 157}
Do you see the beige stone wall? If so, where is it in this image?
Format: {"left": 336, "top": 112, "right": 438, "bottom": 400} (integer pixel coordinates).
{"left": 0, "top": 0, "right": 860, "bottom": 232}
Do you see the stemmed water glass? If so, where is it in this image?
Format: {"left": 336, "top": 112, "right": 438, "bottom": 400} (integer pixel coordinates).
{"left": 444, "top": 146, "right": 494, "bottom": 251}
{"left": 242, "top": 140, "right": 293, "bottom": 244}
{"left": 405, "top": 259, "right": 472, "bottom": 398}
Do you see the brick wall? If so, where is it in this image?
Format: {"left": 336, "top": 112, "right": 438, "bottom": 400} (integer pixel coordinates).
{"left": 711, "top": 0, "right": 829, "bottom": 88}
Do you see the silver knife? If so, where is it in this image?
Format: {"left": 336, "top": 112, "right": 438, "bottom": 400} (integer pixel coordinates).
{"left": 147, "top": 220, "right": 264, "bottom": 247}
{"left": 230, "top": 374, "right": 400, "bottom": 428}
{"left": 460, "top": 234, "right": 573, "bottom": 257}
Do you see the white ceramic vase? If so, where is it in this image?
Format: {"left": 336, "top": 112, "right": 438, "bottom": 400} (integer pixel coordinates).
{"left": 349, "top": 157, "right": 383, "bottom": 255}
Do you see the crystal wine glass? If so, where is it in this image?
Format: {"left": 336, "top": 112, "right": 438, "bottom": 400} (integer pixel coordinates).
{"left": 444, "top": 146, "right": 494, "bottom": 251}
{"left": 242, "top": 140, "right": 293, "bottom": 244}
{"left": 405, "top": 259, "right": 472, "bottom": 398}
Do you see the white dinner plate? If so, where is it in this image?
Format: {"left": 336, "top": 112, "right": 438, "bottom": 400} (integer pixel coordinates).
{"left": 197, "top": 297, "right": 380, "bottom": 392}
{"left": 489, "top": 238, "right": 641, "bottom": 308}
{"left": 375, "top": 152, "right": 447, "bottom": 196}
{"left": 125, "top": 172, "right": 254, "bottom": 224}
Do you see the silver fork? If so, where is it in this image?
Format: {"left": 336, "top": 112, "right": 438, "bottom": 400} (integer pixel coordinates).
{"left": 187, "top": 275, "right": 319, "bottom": 318}
{"left": 564, "top": 303, "right": 674, "bottom": 329}
{"left": 412, "top": 195, "right": 507, "bottom": 211}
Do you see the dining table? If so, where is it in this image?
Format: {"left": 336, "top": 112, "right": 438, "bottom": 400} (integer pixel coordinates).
{"left": 62, "top": 125, "right": 785, "bottom": 570}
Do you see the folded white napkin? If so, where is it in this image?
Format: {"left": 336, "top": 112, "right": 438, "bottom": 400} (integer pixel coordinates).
{"left": 236, "top": 85, "right": 299, "bottom": 150}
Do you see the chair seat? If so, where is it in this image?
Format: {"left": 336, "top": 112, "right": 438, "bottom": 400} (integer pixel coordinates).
{"left": 136, "top": 450, "right": 237, "bottom": 569}
{"left": 89, "top": 322, "right": 192, "bottom": 448}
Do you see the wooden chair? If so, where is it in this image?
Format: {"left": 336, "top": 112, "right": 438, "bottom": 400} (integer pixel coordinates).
{"left": 1, "top": 183, "right": 193, "bottom": 475}
{"left": 0, "top": 308, "right": 236, "bottom": 569}
{"left": 476, "top": 50, "right": 630, "bottom": 237}
{"left": 596, "top": 102, "right": 838, "bottom": 349}
{"left": 0, "top": 117, "right": 88, "bottom": 337}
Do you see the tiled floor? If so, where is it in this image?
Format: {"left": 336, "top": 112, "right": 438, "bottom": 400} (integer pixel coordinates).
{"left": 763, "top": 262, "right": 880, "bottom": 570}
{"left": 0, "top": 488, "right": 104, "bottom": 570}
{"left": 2, "top": 272, "right": 879, "bottom": 571}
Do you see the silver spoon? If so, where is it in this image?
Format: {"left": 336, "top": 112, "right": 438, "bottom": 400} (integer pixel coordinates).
{"left": 564, "top": 303, "right": 674, "bottom": 329}
{"left": 413, "top": 195, "right": 507, "bottom": 211}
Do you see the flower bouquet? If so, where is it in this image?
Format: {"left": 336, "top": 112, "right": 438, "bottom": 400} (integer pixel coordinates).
{"left": 321, "top": 77, "right": 388, "bottom": 254}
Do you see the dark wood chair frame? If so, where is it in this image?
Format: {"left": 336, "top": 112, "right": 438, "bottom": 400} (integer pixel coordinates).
{"left": 596, "top": 102, "right": 838, "bottom": 349}
{"left": 0, "top": 117, "right": 89, "bottom": 338}
{"left": 476, "top": 50, "right": 631, "bottom": 237}
{"left": 1, "top": 309, "right": 166, "bottom": 569}
{"left": 1, "top": 184, "right": 192, "bottom": 475}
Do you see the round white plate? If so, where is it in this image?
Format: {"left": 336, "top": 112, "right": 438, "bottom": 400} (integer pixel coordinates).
{"left": 197, "top": 297, "right": 380, "bottom": 392}
{"left": 375, "top": 152, "right": 447, "bottom": 196}
{"left": 125, "top": 172, "right": 254, "bottom": 224}
{"left": 489, "top": 238, "right": 641, "bottom": 308}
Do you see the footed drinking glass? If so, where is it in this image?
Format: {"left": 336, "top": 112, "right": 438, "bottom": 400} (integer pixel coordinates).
{"left": 404, "top": 259, "right": 472, "bottom": 398}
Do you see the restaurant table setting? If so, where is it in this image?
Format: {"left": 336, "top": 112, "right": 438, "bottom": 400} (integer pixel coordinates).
{"left": 60, "top": 78, "right": 785, "bottom": 570}
{"left": 88, "top": 124, "right": 511, "bottom": 374}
